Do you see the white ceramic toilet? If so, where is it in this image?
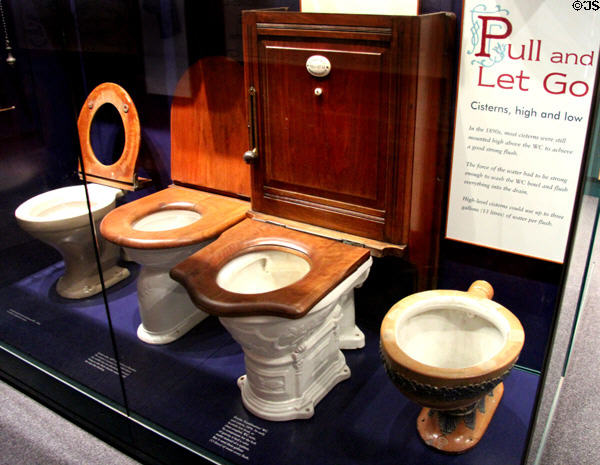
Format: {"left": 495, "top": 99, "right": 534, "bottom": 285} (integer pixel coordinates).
{"left": 99, "top": 57, "right": 250, "bottom": 344}
{"left": 100, "top": 187, "right": 248, "bottom": 344}
{"left": 171, "top": 218, "right": 373, "bottom": 421}
{"left": 14, "top": 82, "right": 144, "bottom": 299}
{"left": 219, "top": 258, "right": 372, "bottom": 421}
{"left": 15, "top": 183, "right": 128, "bottom": 298}
{"left": 170, "top": 11, "right": 456, "bottom": 421}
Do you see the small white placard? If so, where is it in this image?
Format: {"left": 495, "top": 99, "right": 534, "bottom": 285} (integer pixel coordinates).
{"left": 209, "top": 416, "right": 268, "bottom": 461}
{"left": 301, "top": 0, "right": 417, "bottom": 15}
{"left": 446, "top": 0, "right": 600, "bottom": 263}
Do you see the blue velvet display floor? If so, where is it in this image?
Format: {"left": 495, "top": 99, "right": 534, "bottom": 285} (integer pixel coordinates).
{"left": 0, "top": 261, "right": 539, "bottom": 465}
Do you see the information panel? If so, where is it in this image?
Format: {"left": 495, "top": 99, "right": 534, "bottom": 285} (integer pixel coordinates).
{"left": 446, "top": 1, "right": 599, "bottom": 262}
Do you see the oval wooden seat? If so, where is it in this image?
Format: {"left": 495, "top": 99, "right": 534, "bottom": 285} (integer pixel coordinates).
{"left": 99, "top": 186, "right": 248, "bottom": 249}
{"left": 170, "top": 218, "right": 371, "bottom": 319}
{"left": 78, "top": 82, "right": 144, "bottom": 190}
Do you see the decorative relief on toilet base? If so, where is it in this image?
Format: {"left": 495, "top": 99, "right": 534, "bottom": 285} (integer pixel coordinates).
{"left": 216, "top": 258, "right": 372, "bottom": 421}
{"left": 223, "top": 307, "right": 350, "bottom": 421}
{"left": 237, "top": 353, "right": 350, "bottom": 421}
{"left": 380, "top": 342, "right": 514, "bottom": 408}
{"left": 417, "top": 383, "right": 504, "bottom": 454}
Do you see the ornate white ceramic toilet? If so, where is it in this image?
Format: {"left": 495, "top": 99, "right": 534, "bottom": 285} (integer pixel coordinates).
{"left": 14, "top": 83, "right": 144, "bottom": 299}
{"left": 380, "top": 281, "right": 525, "bottom": 453}
{"left": 170, "top": 11, "right": 456, "bottom": 420}
{"left": 172, "top": 219, "right": 373, "bottom": 420}
{"left": 100, "top": 57, "right": 250, "bottom": 344}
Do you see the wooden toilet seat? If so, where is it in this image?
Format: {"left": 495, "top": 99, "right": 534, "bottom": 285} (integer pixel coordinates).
{"left": 77, "top": 82, "right": 146, "bottom": 190}
{"left": 170, "top": 218, "right": 371, "bottom": 319}
{"left": 99, "top": 186, "right": 248, "bottom": 249}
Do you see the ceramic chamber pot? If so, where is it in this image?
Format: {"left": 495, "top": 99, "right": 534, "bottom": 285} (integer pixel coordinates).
{"left": 380, "top": 281, "right": 524, "bottom": 453}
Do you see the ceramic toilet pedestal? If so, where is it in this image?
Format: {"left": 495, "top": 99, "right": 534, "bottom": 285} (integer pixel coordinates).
{"left": 222, "top": 304, "right": 348, "bottom": 421}
{"left": 125, "top": 242, "right": 211, "bottom": 344}
{"left": 336, "top": 291, "right": 365, "bottom": 349}
{"left": 14, "top": 83, "right": 143, "bottom": 299}
{"left": 55, "top": 209, "right": 129, "bottom": 299}
{"left": 217, "top": 259, "right": 371, "bottom": 421}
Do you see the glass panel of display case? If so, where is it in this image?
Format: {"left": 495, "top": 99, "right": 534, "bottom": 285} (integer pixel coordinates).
{"left": 525, "top": 90, "right": 600, "bottom": 464}
{"left": 0, "top": 1, "right": 127, "bottom": 410}
{"left": 100, "top": 4, "right": 542, "bottom": 465}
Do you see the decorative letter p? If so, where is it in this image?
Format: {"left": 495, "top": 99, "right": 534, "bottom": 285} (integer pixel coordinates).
{"left": 475, "top": 16, "right": 512, "bottom": 57}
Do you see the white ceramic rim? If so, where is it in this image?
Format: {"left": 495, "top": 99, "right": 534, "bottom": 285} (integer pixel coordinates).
{"left": 15, "top": 183, "right": 120, "bottom": 223}
{"left": 393, "top": 294, "right": 511, "bottom": 367}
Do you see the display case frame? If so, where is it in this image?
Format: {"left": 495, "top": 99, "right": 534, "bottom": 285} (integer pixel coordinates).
{"left": 0, "top": 1, "right": 599, "bottom": 464}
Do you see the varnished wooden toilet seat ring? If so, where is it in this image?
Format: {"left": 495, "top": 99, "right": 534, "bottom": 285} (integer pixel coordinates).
{"left": 170, "top": 218, "right": 371, "bottom": 319}
{"left": 77, "top": 82, "right": 142, "bottom": 190}
{"left": 100, "top": 186, "right": 249, "bottom": 249}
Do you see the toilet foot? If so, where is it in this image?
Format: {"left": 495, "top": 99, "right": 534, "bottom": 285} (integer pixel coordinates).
{"left": 338, "top": 325, "right": 365, "bottom": 350}
{"left": 417, "top": 383, "right": 504, "bottom": 454}
{"left": 56, "top": 264, "right": 130, "bottom": 299}
{"left": 137, "top": 309, "right": 208, "bottom": 344}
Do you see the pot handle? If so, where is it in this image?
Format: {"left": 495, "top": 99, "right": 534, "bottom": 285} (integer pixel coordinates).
{"left": 467, "top": 280, "right": 494, "bottom": 300}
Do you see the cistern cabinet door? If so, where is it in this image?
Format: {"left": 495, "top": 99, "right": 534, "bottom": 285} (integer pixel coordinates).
{"left": 244, "top": 12, "right": 421, "bottom": 243}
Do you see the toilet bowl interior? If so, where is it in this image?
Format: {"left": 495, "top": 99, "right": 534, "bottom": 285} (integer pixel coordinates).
{"left": 16, "top": 184, "right": 119, "bottom": 225}
{"left": 216, "top": 247, "right": 311, "bottom": 294}
{"left": 132, "top": 209, "right": 202, "bottom": 232}
{"left": 395, "top": 297, "right": 510, "bottom": 369}
{"left": 29, "top": 192, "right": 93, "bottom": 222}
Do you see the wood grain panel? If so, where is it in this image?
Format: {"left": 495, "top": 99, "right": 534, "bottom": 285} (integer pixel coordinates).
{"left": 261, "top": 43, "right": 388, "bottom": 205}
{"left": 170, "top": 56, "right": 250, "bottom": 198}
{"left": 406, "top": 13, "right": 456, "bottom": 289}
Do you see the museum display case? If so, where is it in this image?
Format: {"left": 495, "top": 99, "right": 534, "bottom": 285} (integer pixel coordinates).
{"left": 0, "top": 1, "right": 598, "bottom": 464}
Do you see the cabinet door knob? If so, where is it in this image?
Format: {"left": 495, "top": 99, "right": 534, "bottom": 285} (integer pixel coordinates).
{"left": 243, "top": 148, "right": 258, "bottom": 164}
